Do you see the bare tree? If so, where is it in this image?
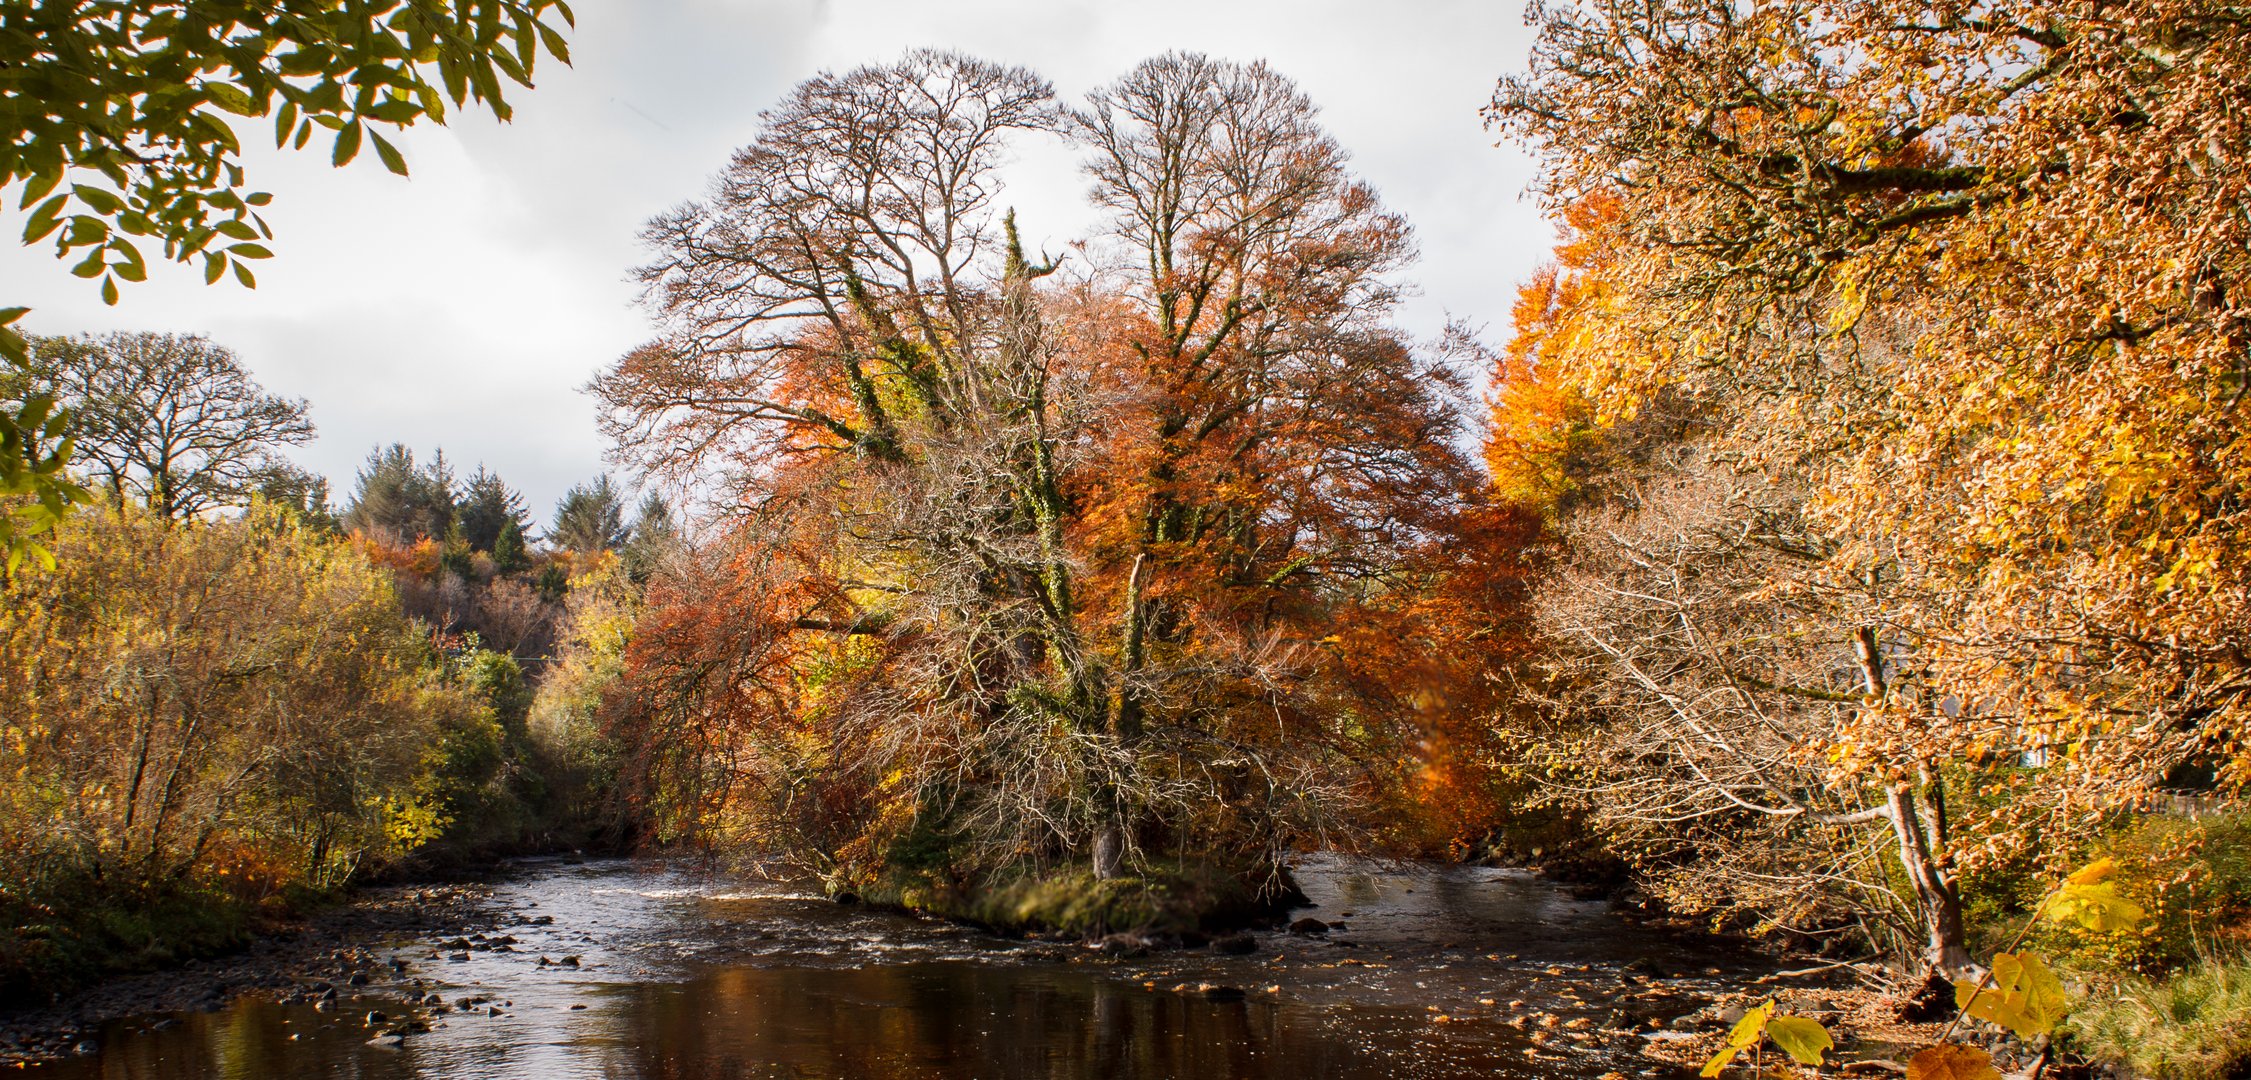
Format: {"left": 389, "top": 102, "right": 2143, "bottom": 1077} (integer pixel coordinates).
{"left": 1530, "top": 407, "right": 1971, "bottom": 972}
{"left": 27, "top": 332, "right": 314, "bottom": 519}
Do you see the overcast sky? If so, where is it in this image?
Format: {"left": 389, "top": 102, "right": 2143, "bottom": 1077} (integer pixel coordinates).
{"left": 1, "top": 0, "right": 1553, "bottom": 524}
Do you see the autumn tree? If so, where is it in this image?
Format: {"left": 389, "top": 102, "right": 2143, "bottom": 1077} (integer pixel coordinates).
{"left": 620, "top": 492, "right": 679, "bottom": 583}
{"left": 596, "top": 50, "right": 1507, "bottom": 901}
{"left": 0, "top": 506, "right": 457, "bottom": 893}
{"left": 1066, "top": 52, "right": 1499, "bottom": 871}
{"left": 0, "top": 0, "right": 573, "bottom": 563}
{"left": 1487, "top": 0, "right": 2251, "bottom": 972}
{"left": 17, "top": 331, "right": 314, "bottom": 518}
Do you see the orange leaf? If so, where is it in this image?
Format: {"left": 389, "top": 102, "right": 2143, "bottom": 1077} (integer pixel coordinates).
{"left": 1906, "top": 1043, "right": 2003, "bottom": 1080}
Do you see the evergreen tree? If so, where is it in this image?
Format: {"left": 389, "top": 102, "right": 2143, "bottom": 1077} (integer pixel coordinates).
{"left": 439, "top": 522, "right": 477, "bottom": 580}
{"left": 253, "top": 463, "right": 339, "bottom": 533}
{"left": 492, "top": 517, "right": 531, "bottom": 574}
{"left": 456, "top": 465, "right": 530, "bottom": 552}
{"left": 343, "top": 444, "right": 456, "bottom": 543}
{"left": 549, "top": 475, "right": 628, "bottom": 553}
{"left": 621, "top": 492, "right": 680, "bottom": 583}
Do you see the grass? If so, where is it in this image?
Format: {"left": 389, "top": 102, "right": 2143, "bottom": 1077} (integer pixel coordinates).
{"left": 2065, "top": 955, "right": 2251, "bottom": 1080}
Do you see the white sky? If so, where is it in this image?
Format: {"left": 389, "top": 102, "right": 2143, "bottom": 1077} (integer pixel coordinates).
{"left": 0, "top": 0, "right": 1553, "bottom": 525}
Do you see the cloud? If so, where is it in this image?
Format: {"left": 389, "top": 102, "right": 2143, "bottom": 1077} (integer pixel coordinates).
{"left": 0, "top": 1, "right": 1547, "bottom": 522}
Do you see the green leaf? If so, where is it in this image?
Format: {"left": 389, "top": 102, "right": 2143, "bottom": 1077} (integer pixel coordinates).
{"left": 21, "top": 194, "right": 68, "bottom": 244}
{"left": 228, "top": 242, "right": 274, "bottom": 260}
{"left": 204, "top": 83, "right": 261, "bottom": 116}
{"left": 370, "top": 131, "right": 409, "bottom": 176}
{"left": 363, "top": 100, "right": 422, "bottom": 124}
{"left": 1765, "top": 1015, "right": 1831, "bottom": 1065}
{"left": 16, "top": 170, "right": 61, "bottom": 211}
{"left": 69, "top": 185, "right": 124, "bottom": 215}
{"left": 536, "top": 20, "right": 571, "bottom": 64}
{"left": 275, "top": 98, "right": 301, "bottom": 148}
{"left": 100, "top": 276, "right": 119, "bottom": 305}
{"left": 333, "top": 120, "right": 363, "bottom": 167}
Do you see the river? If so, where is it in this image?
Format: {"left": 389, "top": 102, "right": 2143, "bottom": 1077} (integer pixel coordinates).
{"left": 25, "top": 855, "right": 1750, "bottom": 1078}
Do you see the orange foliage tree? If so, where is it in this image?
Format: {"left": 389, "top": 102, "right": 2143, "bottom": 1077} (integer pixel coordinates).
{"left": 592, "top": 51, "right": 1534, "bottom": 895}
{"left": 1487, "top": 0, "right": 2251, "bottom": 973}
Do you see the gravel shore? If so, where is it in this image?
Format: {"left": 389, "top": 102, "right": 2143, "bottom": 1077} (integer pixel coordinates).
{"left": 0, "top": 881, "right": 503, "bottom": 1066}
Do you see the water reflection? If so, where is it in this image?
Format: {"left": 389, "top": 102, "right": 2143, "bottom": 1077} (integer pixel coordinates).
{"left": 27, "top": 857, "right": 1742, "bottom": 1079}
{"left": 591, "top": 961, "right": 1519, "bottom": 1080}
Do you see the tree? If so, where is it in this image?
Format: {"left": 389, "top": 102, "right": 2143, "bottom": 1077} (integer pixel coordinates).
{"left": 594, "top": 51, "right": 1500, "bottom": 896}
{"left": 0, "top": 0, "right": 573, "bottom": 563}
{"left": 491, "top": 515, "right": 530, "bottom": 573}
{"left": 620, "top": 491, "right": 678, "bottom": 583}
{"left": 343, "top": 443, "right": 455, "bottom": 543}
{"left": 253, "top": 460, "right": 335, "bottom": 530}
{"left": 21, "top": 331, "right": 313, "bottom": 519}
{"left": 456, "top": 465, "right": 529, "bottom": 552}
{"left": 549, "top": 474, "right": 626, "bottom": 554}
{"left": 0, "top": 504, "right": 451, "bottom": 891}
{"left": 1486, "top": 0, "right": 2251, "bottom": 972}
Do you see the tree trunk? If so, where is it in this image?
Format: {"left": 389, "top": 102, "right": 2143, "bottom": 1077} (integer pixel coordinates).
{"left": 1887, "top": 784, "right": 1971, "bottom": 975}
{"left": 1091, "top": 823, "right": 1125, "bottom": 881}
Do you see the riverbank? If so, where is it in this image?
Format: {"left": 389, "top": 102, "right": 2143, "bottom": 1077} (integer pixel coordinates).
{"left": 0, "top": 880, "right": 502, "bottom": 1066}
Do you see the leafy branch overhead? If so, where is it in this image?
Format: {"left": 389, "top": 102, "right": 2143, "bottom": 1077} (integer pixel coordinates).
{"left": 0, "top": 0, "right": 572, "bottom": 568}
{"left": 3, "top": 1, "right": 574, "bottom": 301}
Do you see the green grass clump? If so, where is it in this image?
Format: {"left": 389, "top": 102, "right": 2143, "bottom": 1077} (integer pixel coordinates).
{"left": 2066, "top": 956, "right": 2251, "bottom": 1079}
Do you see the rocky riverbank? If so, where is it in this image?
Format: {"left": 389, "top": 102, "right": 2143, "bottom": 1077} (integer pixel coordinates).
{"left": 0, "top": 881, "right": 502, "bottom": 1066}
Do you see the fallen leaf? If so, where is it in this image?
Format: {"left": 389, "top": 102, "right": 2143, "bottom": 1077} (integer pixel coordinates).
{"left": 1906, "top": 1043, "right": 2003, "bottom": 1080}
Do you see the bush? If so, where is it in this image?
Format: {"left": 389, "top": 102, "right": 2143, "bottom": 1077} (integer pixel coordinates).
{"left": 2027, "top": 811, "right": 2251, "bottom": 976}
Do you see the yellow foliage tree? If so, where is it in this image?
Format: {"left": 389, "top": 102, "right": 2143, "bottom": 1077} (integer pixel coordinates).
{"left": 0, "top": 505, "right": 453, "bottom": 895}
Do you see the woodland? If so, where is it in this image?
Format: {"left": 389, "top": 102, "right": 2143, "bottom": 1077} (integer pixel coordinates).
{"left": 3, "top": 1, "right": 2250, "bottom": 1077}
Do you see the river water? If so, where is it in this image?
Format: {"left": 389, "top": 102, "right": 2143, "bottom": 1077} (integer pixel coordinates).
{"left": 27, "top": 856, "right": 1748, "bottom": 1078}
